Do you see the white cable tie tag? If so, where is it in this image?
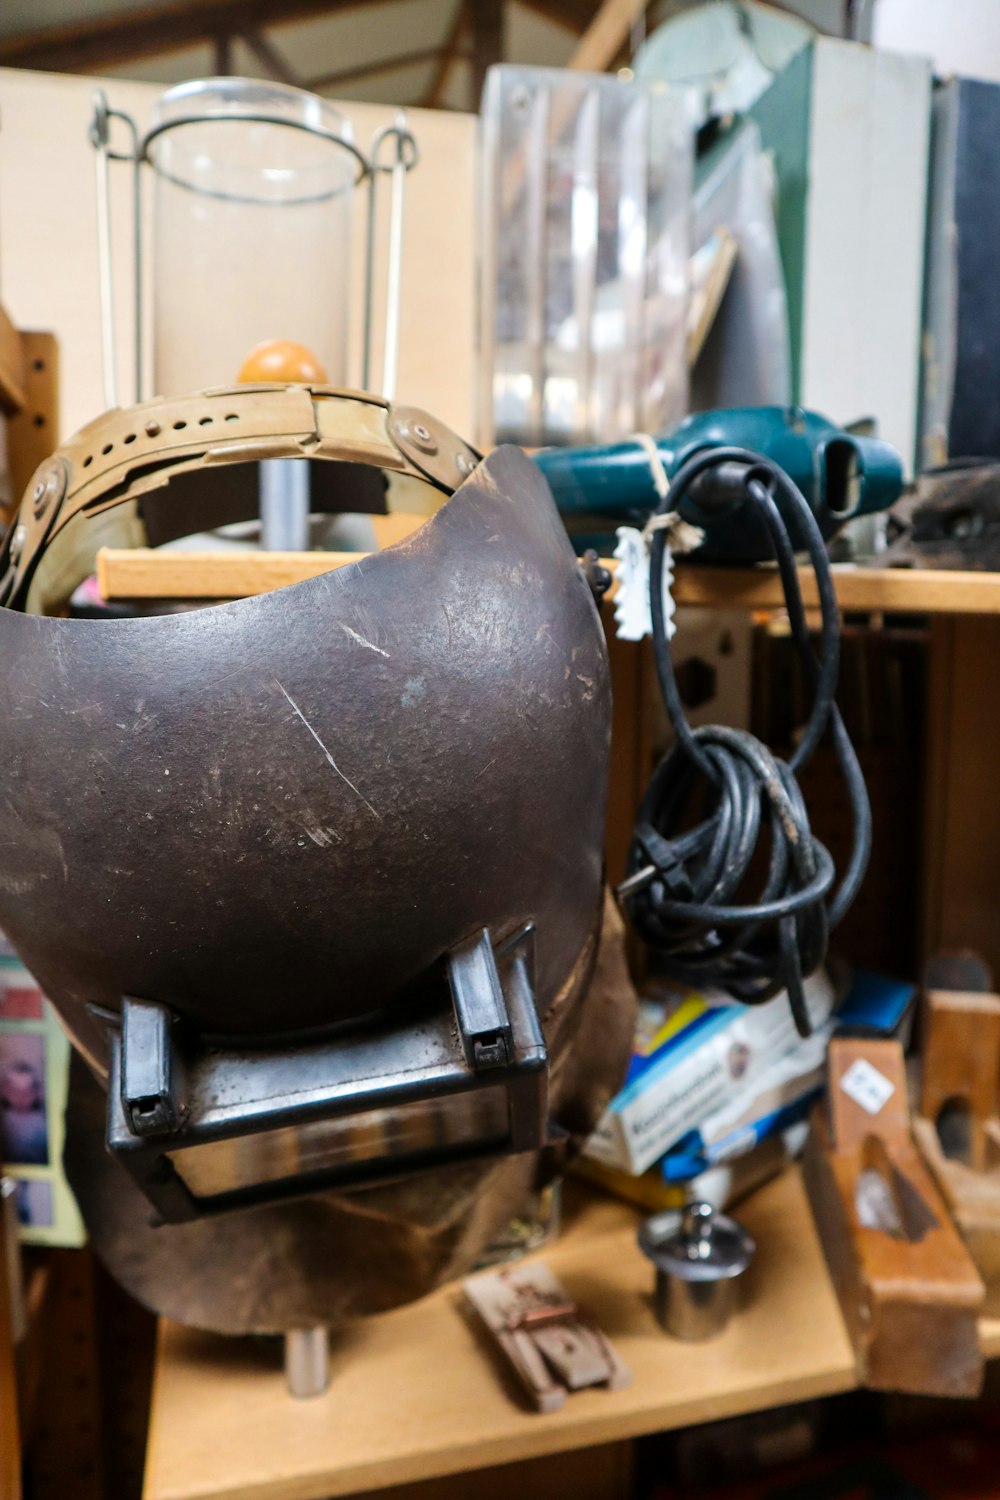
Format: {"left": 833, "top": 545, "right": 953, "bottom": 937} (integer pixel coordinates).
{"left": 839, "top": 1058, "right": 895, "bottom": 1117}
{"left": 612, "top": 526, "right": 675, "bottom": 643}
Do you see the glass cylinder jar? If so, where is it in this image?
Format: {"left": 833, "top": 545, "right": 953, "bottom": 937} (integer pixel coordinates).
{"left": 147, "top": 78, "right": 357, "bottom": 397}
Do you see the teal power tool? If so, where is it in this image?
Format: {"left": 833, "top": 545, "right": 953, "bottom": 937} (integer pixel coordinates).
{"left": 533, "top": 406, "right": 903, "bottom": 562}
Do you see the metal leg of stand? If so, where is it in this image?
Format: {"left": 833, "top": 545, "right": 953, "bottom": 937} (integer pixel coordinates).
{"left": 284, "top": 1326, "right": 330, "bottom": 1398}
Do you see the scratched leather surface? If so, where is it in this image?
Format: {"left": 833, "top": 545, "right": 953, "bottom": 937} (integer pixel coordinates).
{"left": 0, "top": 444, "right": 610, "bottom": 1067}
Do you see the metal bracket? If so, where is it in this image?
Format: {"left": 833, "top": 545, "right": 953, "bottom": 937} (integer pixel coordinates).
{"left": 107, "top": 926, "right": 548, "bottom": 1221}
{"left": 120, "top": 997, "right": 181, "bottom": 1137}
{"left": 449, "top": 929, "right": 513, "bottom": 1070}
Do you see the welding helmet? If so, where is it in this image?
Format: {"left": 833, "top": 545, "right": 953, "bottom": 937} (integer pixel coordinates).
{"left": 0, "top": 385, "right": 633, "bottom": 1332}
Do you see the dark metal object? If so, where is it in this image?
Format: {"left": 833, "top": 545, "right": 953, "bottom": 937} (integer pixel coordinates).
{"left": 448, "top": 929, "right": 514, "bottom": 1070}
{"left": 638, "top": 1203, "right": 755, "bottom": 1341}
{"left": 120, "top": 998, "right": 180, "bottom": 1137}
{"left": 882, "top": 463, "right": 1000, "bottom": 570}
{"left": 579, "top": 548, "right": 612, "bottom": 602}
{"left": 108, "top": 927, "right": 547, "bottom": 1221}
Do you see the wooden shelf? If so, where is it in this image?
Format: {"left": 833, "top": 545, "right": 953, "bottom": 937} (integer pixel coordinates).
{"left": 96, "top": 547, "right": 1000, "bottom": 617}
{"left": 143, "top": 1161, "right": 1000, "bottom": 1500}
{"left": 143, "top": 1168, "right": 856, "bottom": 1500}
{"left": 676, "top": 565, "right": 1000, "bottom": 617}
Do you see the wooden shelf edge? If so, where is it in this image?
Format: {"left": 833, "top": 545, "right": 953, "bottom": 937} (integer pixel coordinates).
{"left": 96, "top": 547, "right": 1000, "bottom": 617}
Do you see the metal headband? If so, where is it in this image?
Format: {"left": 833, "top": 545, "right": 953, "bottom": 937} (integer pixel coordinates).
{"left": 0, "top": 385, "right": 480, "bottom": 612}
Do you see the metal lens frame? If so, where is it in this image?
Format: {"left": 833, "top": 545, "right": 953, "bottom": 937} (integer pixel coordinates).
{"left": 106, "top": 927, "right": 549, "bottom": 1221}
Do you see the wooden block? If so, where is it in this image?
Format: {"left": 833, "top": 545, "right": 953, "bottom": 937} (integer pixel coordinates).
{"left": 5, "top": 332, "right": 57, "bottom": 521}
{"left": 804, "top": 1039, "right": 985, "bottom": 1397}
{"left": 919, "top": 989, "right": 1000, "bottom": 1169}
{"left": 914, "top": 1117, "right": 1000, "bottom": 1317}
{"left": 912, "top": 983, "right": 1000, "bottom": 1316}
{"left": 826, "top": 1037, "right": 911, "bottom": 1152}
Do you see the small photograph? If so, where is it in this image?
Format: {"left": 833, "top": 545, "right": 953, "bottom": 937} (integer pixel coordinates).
{"left": 0, "top": 966, "right": 45, "bottom": 1021}
{"left": 0, "top": 1031, "right": 49, "bottom": 1166}
{"left": 13, "top": 1177, "right": 53, "bottom": 1228}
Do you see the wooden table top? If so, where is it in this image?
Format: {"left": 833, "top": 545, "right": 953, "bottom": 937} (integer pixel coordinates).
{"left": 144, "top": 1167, "right": 857, "bottom": 1500}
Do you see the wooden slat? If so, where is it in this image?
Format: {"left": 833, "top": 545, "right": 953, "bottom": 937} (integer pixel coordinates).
{"left": 569, "top": 0, "right": 647, "bottom": 72}
{"left": 25, "top": 1251, "right": 104, "bottom": 1500}
{"left": 0, "top": 1188, "right": 22, "bottom": 1500}
{"left": 688, "top": 228, "right": 739, "bottom": 368}
{"left": 97, "top": 548, "right": 362, "bottom": 601}
{"left": 5, "top": 333, "right": 58, "bottom": 522}
{"left": 143, "top": 1170, "right": 856, "bottom": 1500}
{"left": 96, "top": 547, "right": 1000, "bottom": 617}
{"left": 0, "top": 306, "right": 27, "bottom": 417}
{"left": 921, "top": 616, "right": 1000, "bottom": 979}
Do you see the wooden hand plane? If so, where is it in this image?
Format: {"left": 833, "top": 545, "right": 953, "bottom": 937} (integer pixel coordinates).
{"left": 804, "top": 1035, "right": 984, "bottom": 1397}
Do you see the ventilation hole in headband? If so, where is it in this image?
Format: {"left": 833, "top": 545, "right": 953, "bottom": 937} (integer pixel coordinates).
{"left": 199, "top": 416, "right": 213, "bottom": 426}
{"left": 173, "top": 420, "right": 187, "bottom": 431}
{"left": 224, "top": 413, "right": 239, "bottom": 422}
{"left": 83, "top": 456, "right": 93, "bottom": 467}
{"left": 124, "top": 433, "right": 136, "bottom": 444}
{"left": 102, "top": 444, "right": 113, "bottom": 455}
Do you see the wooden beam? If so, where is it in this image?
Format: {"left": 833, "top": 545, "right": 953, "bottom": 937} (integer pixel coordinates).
{"left": 240, "top": 27, "right": 303, "bottom": 85}
{"left": 471, "top": 0, "right": 505, "bottom": 105}
{"left": 424, "top": 0, "right": 471, "bottom": 110}
{"left": 687, "top": 227, "right": 738, "bottom": 368}
{"left": 569, "top": 0, "right": 648, "bottom": 72}
{"left": 311, "top": 45, "right": 459, "bottom": 93}
{"left": 517, "top": 0, "right": 588, "bottom": 34}
{"left": 5, "top": 333, "right": 58, "bottom": 527}
{"left": 213, "top": 31, "right": 234, "bottom": 74}
{"left": 0, "top": 0, "right": 372, "bottom": 74}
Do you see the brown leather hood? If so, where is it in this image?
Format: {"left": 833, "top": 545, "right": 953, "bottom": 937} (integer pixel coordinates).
{"left": 0, "top": 442, "right": 610, "bottom": 1061}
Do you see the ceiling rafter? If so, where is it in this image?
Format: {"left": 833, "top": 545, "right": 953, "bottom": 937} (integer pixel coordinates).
{"left": 311, "top": 44, "right": 461, "bottom": 94}
{"left": 0, "top": 0, "right": 598, "bottom": 101}
{"left": 0, "top": 0, "right": 377, "bottom": 74}
{"left": 241, "top": 27, "right": 303, "bottom": 85}
{"left": 423, "top": 0, "right": 470, "bottom": 109}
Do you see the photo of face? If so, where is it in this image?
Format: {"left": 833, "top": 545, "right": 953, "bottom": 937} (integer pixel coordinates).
{"left": 0, "top": 1032, "right": 48, "bottom": 1166}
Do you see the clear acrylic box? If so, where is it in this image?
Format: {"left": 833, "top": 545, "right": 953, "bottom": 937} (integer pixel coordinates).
{"left": 478, "top": 64, "right": 692, "bottom": 449}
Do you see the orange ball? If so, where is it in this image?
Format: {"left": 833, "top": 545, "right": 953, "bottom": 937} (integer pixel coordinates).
{"left": 237, "top": 339, "right": 329, "bottom": 385}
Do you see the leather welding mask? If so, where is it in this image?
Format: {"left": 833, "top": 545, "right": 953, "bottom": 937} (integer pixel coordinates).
{"left": 0, "top": 385, "right": 634, "bottom": 1331}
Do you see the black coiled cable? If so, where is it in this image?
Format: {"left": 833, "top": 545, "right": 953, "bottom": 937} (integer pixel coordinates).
{"left": 619, "top": 446, "right": 872, "bottom": 1037}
